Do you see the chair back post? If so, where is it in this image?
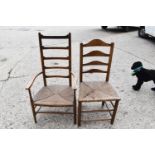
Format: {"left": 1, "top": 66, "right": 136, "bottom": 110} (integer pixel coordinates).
{"left": 106, "top": 42, "right": 114, "bottom": 82}
{"left": 68, "top": 33, "right": 72, "bottom": 87}
{"left": 80, "top": 43, "right": 83, "bottom": 82}
{"left": 38, "top": 33, "right": 47, "bottom": 86}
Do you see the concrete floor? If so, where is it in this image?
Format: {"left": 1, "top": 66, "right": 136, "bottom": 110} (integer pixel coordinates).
{"left": 0, "top": 26, "right": 155, "bottom": 128}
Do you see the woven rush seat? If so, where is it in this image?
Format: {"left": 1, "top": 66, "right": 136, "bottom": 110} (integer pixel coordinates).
{"left": 34, "top": 85, "right": 74, "bottom": 106}
{"left": 79, "top": 81, "right": 120, "bottom": 102}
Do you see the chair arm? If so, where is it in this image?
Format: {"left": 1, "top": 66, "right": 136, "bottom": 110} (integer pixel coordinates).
{"left": 71, "top": 72, "right": 77, "bottom": 90}
{"left": 25, "top": 72, "right": 43, "bottom": 90}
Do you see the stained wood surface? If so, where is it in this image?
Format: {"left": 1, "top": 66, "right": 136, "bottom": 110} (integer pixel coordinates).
{"left": 44, "top": 66, "right": 69, "bottom": 69}
{"left": 43, "top": 56, "right": 69, "bottom": 60}
{"left": 83, "top": 61, "right": 108, "bottom": 66}
{"left": 83, "top": 50, "right": 110, "bottom": 57}
{"left": 39, "top": 33, "right": 69, "bottom": 39}
{"left": 45, "top": 75, "right": 69, "bottom": 78}
{"left": 82, "top": 69, "right": 107, "bottom": 73}
{"left": 83, "top": 39, "right": 112, "bottom": 47}
{"left": 42, "top": 46, "right": 69, "bottom": 50}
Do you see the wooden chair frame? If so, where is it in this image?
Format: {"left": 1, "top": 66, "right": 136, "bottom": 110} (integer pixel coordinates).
{"left": 26, "top": 33, "right": 77, "bottom": 124}
{"left": 78, "top": 39, "right": 120, "bottom": 126}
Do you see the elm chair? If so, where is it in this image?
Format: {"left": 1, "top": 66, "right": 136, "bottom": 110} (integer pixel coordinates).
{"left": 78, "top": 39, "right": 120, "bottom": 126}
{"left": 26, "top": 33, "right": 77, "bottom": 124}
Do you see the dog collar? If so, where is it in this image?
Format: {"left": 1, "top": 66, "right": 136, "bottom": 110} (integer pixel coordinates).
{"left": 132, "top": 66, "right": 143, "bottom": 76}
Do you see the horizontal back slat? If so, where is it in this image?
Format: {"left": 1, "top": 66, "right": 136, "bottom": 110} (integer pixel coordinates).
{"left": 43, "top": 56, "right": 69, "bottom": 60}
{"left": 45, "top": 75, "right": 69, "bottom": 78}
{"left": 82, "top": 69, "right": 107, "bottom": 73}
{"left": 83, "top": 39, "right": 111, "bottom": 47}
{"left": 39, "top": 33, "right": 69, "bottom": 39}
{"left": 83, "top": 50, "right": 110, "bottom": 57}
{"left": 44, "top": 66, "right": 69, "bottom": 69}
{"left": 83, "top": 61, "right": 108, "bottom": 66}
{"left": 42, "top": 46, "right": 69, "bottom": 50}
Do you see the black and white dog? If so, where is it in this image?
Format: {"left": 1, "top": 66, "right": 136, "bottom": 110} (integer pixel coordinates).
{"left": 131, "top": 61, "right": 155, "bottom": 91}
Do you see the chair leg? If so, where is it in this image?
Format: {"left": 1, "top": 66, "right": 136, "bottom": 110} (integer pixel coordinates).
{"left": 73, "top": 96, "right": 77, "bottom": 124}
{"left": 28, "top": 90, "right": 37, "bottom": 123}
{"left": 31, "top": 104, "right": 37, "bottom": 123}
{"left": 111, "top": 100, "right": 119, "bottom": 124}
{"left": 33, "top": 113, "right": 37, "bottom": 123}
{"left": 101, "top": 101, "right": 105, "bottom": 108}
{"left": 78, "top": 101, "right": 82, "bottom": 127}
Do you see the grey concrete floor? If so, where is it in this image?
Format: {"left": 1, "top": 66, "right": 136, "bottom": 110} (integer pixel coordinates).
{"left": 0, "top": 26, "right": 155, "bottom": 128}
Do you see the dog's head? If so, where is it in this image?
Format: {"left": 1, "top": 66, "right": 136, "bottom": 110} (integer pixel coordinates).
{"left": 131, "top": 61, "right": 143, "bottom": 70}
{"left": 131, "top": 61, "right": 143, "bottom": 76}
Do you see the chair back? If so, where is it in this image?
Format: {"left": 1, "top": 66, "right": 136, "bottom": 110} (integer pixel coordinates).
{"left": 80, "top": 39, "right": 114, "bottom": 82}
{"left": 38, "top": 33, "right": 72, "bottom": 86}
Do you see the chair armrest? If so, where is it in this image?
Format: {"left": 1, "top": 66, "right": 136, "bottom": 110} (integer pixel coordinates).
{"left": 71, "top": 72, "right": 77, "bottom": 90}
{"left": 25, "top": 72, "right": 43, "bottom": 90}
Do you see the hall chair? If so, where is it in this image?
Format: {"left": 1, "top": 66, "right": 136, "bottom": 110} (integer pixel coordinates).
{"left": 78, "top": 39, "right": 120, "bottom": 126}
{"left": 26, "top": 33, "right": 77, "bottom": 124}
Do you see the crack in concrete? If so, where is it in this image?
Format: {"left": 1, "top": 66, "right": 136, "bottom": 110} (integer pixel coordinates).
{"left": 2, "top": 61, "right": 21, "bottom": 82}
{"left": 0, "top": 53, "right": 29, "bottom": 94}
{"left": 2, "top": 51, "right": 29, "bottom": 81}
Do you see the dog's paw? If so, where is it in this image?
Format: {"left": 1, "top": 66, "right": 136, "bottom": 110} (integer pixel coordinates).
{"left": 151, "top": 87, "right": 155, "bottom": 91}
{"left": 132, "top": 85, "right": 140, "bottom": 91}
